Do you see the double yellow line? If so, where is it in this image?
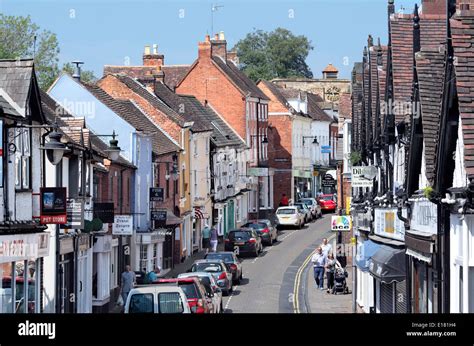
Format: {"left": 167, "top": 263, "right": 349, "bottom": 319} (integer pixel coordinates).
{"left": 293, "top": 234, "right": 336, "bottom": 313}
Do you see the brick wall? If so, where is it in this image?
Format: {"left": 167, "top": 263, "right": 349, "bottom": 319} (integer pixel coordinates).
{"left": 175, "top": 40, "right": 247, "bottom": 140}
{"left": 153, "top": 152, "right": 180, "bottom": 214}
{"left": 97, "top": 75, "right": 182, "bottom": 142}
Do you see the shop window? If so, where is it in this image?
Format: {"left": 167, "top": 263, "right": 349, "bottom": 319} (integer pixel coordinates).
{"left": 0, "top": 262, "right": 14, "bottom": 313}
{"left": 0, "top": 260, "right": 37, "bottom": 314}
{"left": 139, "top": 245, "right": 148, "bottom": 272}
{"left": 152, "top": 244, "right": 158, "bottom": 269}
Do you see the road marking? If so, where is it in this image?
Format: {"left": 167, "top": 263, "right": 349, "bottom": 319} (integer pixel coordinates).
{"left": 224, "top": 285, "right": 238, "bottom": 311}
{"left": 293, "top": 233, "right": 336, "bottom": 313}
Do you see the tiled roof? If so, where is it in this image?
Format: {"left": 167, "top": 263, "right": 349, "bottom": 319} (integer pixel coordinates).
{"left": 415, "top": 46, "right": 446, "bottom": 184}
{"left": 0, "top": 59, "right": 34, "bottom": 110}
{"left": 307, "top": 93, "right": 334, "bottom": 122}
{"left": 211, "top": 56, "right": 269, "bottom": 100}
{"left": 82, "top": 83, "right": 181, "bottom": 156}
{"left": 323, "top": 64, "right": 339, "bottom": 73}
{"left": 451, "top": 10, "right": 474, "bottom": 179}
{"left": 390, "top": 14, "right": 414, "bottom": 123}
{"left": 153, "top": 82, "right": 213, "bottom": 133}
{"left": 113, "top": 74, "right": 186, "bottom": 127}
{"left": 204, "top": 104, "right": 245, "bottom": 148}
{"left": 378, "top": 45, "right": 388, "bottom": 133}
{"left": 0, "top": 92, "right": 21, "bottom": 118}
{"left": 258, "top": 80, "right": 292, "bottom": 110}
{"left": 369, "top": 46, "right": 379, "bottom": 139}
{"left": 162, "top": 65, "right": 191, "bottom": 90}
{"left": 352, "top": 63, "right": 364, "bottom": 152}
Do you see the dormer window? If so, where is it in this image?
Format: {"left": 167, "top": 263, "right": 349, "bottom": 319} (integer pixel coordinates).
{"left": 14, "top": 128, "right": 31, "bottom": 190}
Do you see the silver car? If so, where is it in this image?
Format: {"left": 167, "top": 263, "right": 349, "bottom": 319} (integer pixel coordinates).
{"left": 189, "top": 259, "right": 233, "bottom": 296}
{"left": 300, "top": 198, "right": 322, "bottom": 219}
{"left": 178, "top": 272, "right": 223, "bottom": 313}
{"left": 293, "top": 202, "right": 312, "bottom": 223}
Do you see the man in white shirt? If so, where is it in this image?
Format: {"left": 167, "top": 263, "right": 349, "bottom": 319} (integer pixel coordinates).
{"left": 311, "top": 247, "right": 327, "bottom": 290}
{"left": 321, "top": 238, "right": 332, "bottom": 256}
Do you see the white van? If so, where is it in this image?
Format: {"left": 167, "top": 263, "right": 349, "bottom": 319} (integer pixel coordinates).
{"left": 124, "top": 286, "right": 191, "bottom": 314}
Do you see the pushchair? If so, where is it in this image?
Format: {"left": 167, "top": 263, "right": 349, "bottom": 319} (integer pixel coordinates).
{"left": 332, "top": 266, "right": 349, "bottom": 295}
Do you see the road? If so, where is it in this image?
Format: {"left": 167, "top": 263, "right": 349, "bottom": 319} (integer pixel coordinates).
{"left": 222, "top": 214, "right": 334, "bottom": 313}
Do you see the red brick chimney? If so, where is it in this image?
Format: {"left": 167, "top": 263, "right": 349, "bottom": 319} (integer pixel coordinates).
{"left": 211, "top": 31, "right": 227, "bottom": 61}
{"left": 421, "top": 0, "right": 447, "bottom": 15}
{"left": 227, "top": 50, "right": 239, "bottom": 66}
{"left": 143, "top": 44, "right": 164, "bottom": 68}
{"left": 198, "top": 35, "right": 212, "bottom": 60}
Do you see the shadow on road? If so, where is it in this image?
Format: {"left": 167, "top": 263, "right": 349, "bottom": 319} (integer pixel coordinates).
{"left": 229, "top": 289, "right": 241, "bottom": 296}
{"left": 238, "top": 278, "right": 250, "bottom": 286}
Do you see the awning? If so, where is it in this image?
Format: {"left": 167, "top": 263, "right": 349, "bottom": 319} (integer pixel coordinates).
{"left": 369, "top": 245, "right": 406, "bottom": 283}
{"left": 355, "top": 240, "right": 380, "bottom": 272}
{"left": 165, "top": 210, "right": 182, "bottom": 226}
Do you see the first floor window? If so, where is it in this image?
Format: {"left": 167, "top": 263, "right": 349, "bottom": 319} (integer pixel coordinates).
{"left": 13, "top": 128, "right": 31, "bottom": 189}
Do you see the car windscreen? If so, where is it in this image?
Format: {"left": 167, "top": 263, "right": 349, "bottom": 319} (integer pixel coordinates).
{"left": 197, "top": 277, "right": 213, "bottom": 294}
{"left": 294, "top": 203, "right": 307, "bottom": 209}
{"left": 128, "top": 293, "right": 154, "bottom": 313}
{"left": 277, "top": 208, "right": 296, "bottom": 215}
{"left": 192, "top": 263, "right": 223, "bottom": 273}
{"left": 242, "top": 223, "right": 266, "bottom": 230}
{"left": 228, "top": 231, "right": 252, "bottom": 240}
{"left": 158, "top": 292, "right": 184, "bottom": 313}
{"left": 178, "top": 282, "right": 200, "bottom": 299}
{"left": 205, "top": 253, "right": 234, "bottom": 263}
{"left": 321, "top": 196, "right": 334, "bottom": 201}
{"left": 301, "top": 199, "right": 314, "bottom": 205}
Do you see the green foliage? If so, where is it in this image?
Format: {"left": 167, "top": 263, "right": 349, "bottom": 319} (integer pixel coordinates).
{"left": 350, "top": 151, "right": 362, "bottom": 165}
{"left": 84, "top": 218, "right": 103, "bottom": 233}
{"left": 232, "top": 28, "right": 314, "bottom": 82}
{"left": 423, "top": 186, "right": 434, "bottom": 199}
{"left": 61, "top": 62, "right": 97, "bottom": 84}
{"left": 0, "top": 14, "right": 60, "bottom": 89}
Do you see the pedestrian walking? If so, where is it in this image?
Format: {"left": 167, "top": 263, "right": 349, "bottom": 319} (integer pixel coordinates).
{"left": 321, "top": 238, "right": 332, "bottom": 256}
{"left": 311, "top": 247, "right": 327, "bottom": 290}
{"left": 202, "top": 223, "right": 211, "bottom": 254}
{"left": 210, "top": 226, "right": 219, "bottom": 252}
{"left": 325, "top": 253, "right": 336, "bottom": 293}
{"left": 119, "top": 265, "right": 136, "bottom": 306}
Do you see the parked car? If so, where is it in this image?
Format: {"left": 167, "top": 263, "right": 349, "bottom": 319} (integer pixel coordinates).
{"left": 204, "top": 251, "right": 243, "bottom": 284}
{"left": 154, "top": 277, "right": 213, "bottom": 313}
{"left": 178, "top": 272, "right": 223, "bottom": 313}
{"left": 275, "top": 206, "right": 305, "bottom": 229}
{"left": 189, "top": 259, "right": 233, "bottom": 296}
{"left": 318, "top": 194, "right": 337, "bottom": 213}
{"left": 241, "top": 219, "right": 278, "bottom": 245}
{"left": 124, "top": 285, "right": 191, "bottom": 313}
{"left": 293, "top": 202, "right": 312, "bottom": 223}
{"left": 224, "top": 228, "right": 263, "bottom": 257}
{"left": 300, "top": 197, "right": 322, "bottom": 219}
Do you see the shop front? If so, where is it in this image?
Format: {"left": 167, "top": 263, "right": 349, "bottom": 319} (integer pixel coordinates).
{"left": 369, "top": 207, "right": 408, "bottom": 313}
{"left": 406, "top": 198, "right": 438, "bottom": 313}
{"left": 135, "top": 230, "right": 165, "bottom": 273}
{"left": 293, "top": 169, "right": 313, "bottom": 200}
{"left": 0, "top": 232, "right": 50, "bottom": 314}
{"left": 92, "top": 234, "right": 112, "bottom": 313}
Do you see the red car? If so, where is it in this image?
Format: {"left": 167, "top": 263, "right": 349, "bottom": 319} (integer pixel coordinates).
{"left": 318, "top": 194, "right": 336, "bottom": 212}
{"left": 154, "top": 277, "right": 213, "bottom": 313}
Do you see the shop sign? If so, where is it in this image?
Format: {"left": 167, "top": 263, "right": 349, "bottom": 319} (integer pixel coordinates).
{"left": 322, "top": 174, "right": 336, "bottom": 187}
{"left": 93, "top": 203, "right": 115, "bottom": 224}
{"left": 150, "top": 188, "right": 164, "bottom": 202}
{"left": 411, "top": 199, "right": 437, "bottom": 235}
{"left": 78, "top": 234, "right": 90, "bottom": 252}
{"left": 0, "top": 233, "right": 50, "bottom": 262}
{"left": 331, "top": 216, "right": 352, "bottom": 231}
{"left": 40, "top": 187, "right": 67, "bottom": 224}
{"left": 374, "top": 208, "right": 407, "bottom": 241}
{"left": 248, "top": 167, "right": 268, "bottom": 177}
{"left": 60, "top": 237, "right": 74, "bottom": 255}
{"left": 112, "top": 215, "right": 133, "bottom": 235}
{"left": 351, "top": 166, "right": 377, "bottom": 187}
{"left": 151, "top": 210, "right": 167, "bottom": 227}
{"left": 60, "top": 199, "right": 84, "bottom": 229}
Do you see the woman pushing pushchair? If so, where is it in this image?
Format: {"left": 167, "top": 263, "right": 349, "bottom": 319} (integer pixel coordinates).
{"left": 325, "top": 253, "right": 348, "bottom": 294}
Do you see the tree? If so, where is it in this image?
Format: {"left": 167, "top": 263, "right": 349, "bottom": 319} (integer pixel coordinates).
{"left": 61, "top": 62, "right": 97, "bottom": 84}
{"left": 232, "top": 28, "right": 314, "bottom": 82}
{"left": 0, "top": 14, "right": 60, "bottom": 89}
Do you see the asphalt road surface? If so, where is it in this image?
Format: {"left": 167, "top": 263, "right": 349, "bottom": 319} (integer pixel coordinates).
{"left": 222, "top": 214, "right": 334, "bottom": 313}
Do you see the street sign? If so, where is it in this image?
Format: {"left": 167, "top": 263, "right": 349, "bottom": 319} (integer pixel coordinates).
{"left": 331, "top": 216, "right": 352, "bottom": 231}
{"left": 351, "top": 166, "right": 377, "bottom": 187}
{"left": 150, "top": 187, "right": 164, "bottom": 202}
{"left": 93, "top": 203, "right": 115, "bottom": 223}
{"left": 151, "top": 210, "right": 167, "bottom": 228}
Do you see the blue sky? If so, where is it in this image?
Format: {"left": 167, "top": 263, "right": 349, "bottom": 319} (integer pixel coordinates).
{"left": 2, "top": 0, "right": 419, "bottom": 79}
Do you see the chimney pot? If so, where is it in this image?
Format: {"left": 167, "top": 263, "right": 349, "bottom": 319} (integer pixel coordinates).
{"left": 219, "top": 31, "right": 225, "bottom": 40}
{"left": 144, "top": 45, "right": 151, "bottom": 55}
{"left": 152, "top": 44, "right": 158, "bottom": 55}
{"left": 214, "top": 34, "right": 219, "bottom": 40}
{"left": 205, "top": 34, "right": 211, "bottom": 42}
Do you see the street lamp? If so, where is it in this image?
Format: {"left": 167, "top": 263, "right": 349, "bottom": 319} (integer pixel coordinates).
{"left": 302, "top": 136, "right": 319, "bottom": 146}
{"left": 103, "top": 131, "right": 121, "bottom": 161}
{"left": 40, "top": 128, "right": 70, "bottom": 165}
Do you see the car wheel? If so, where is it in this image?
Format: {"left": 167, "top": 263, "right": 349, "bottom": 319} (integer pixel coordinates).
{"left": 239, "top": 271, "right": 243, "bottom": 280}
{"left": 254, "top": 247, "right": 259, "bottom": 257}
{"left": 220, "top": 301, "right": 224, "bottom": 313}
